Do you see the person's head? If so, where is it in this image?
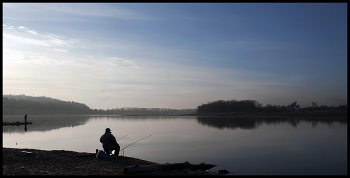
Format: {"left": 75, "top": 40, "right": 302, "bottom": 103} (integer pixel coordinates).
{"left": 105, "top": 128, "right": 111, "bottom": 133}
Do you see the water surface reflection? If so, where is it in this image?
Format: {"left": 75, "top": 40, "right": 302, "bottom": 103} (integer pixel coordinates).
{"left": 3, "top": 115, "right": 347, "bottom": 133}
{"left": 2, "top": 115, "right": 347, "bottom": 175}
{"left": 196, "top": 116, "right": 347, "bottom": 130}
{"left": 2, "top": 115, "right": 91, "bottom": 133}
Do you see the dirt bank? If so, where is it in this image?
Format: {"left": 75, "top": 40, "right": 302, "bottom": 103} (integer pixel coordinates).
{"left": 2, "top": 147, "right": 218, "bottom": 176}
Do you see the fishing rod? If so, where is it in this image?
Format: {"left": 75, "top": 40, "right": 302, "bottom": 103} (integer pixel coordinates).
{"left": 120, "top": 135, "right": 151, "bottom": 156}
{"left": 117, "top": 135, "right": 128, "bottom": 141}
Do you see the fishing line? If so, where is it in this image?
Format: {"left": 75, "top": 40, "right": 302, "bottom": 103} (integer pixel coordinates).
{"left": 117, "top": 135, "right": 128, "bottom": 141}
{"left": 120, "top": 135, "right": 151, "bottom": 156}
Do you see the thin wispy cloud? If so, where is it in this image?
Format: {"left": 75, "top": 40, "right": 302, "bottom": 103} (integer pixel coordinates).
{"left": 3, "top": 24, "right": 83, "bottom": 50}
{"left": 108, "top": 57, "right": 140, "bottom": 68}
{"left": 48, "top": 3, "right": 159, "bottom": 20}
{"left": 18, "top": 26, "right": 27, "bottom": 30}
{"left": 3, "top": 3, "right": 159, "bottom": 21}
{"left": 3, "top": 33, "right": 51, "bottom": 47}
{"left": 49, "top": 38, "right": 74, "bottom": 47}
{"left": 18, "top": 26, "right": 38, "bottom": 35}
{"left": 21, "top": 55, "right": 74, "bottom": 65}
{"left": 51, "top": 48, "right": 69, "bottom": 52}
{"left": 3, "top": 24, "right": 14, "bottom": 29}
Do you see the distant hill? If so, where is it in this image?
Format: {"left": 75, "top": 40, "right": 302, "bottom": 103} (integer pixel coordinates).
{"left": 2, "top": 94, "right": 196, "bottom": 115}
{"left": 3, "top": 94, "right": 91, "bottom": 114}
{"left": 4, "top": 94, "right": 67, "bottom": 104}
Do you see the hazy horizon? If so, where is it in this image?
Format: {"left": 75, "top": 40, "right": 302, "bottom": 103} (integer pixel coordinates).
{"left": 3, "top": 3, "right": 347, "bottom": 110}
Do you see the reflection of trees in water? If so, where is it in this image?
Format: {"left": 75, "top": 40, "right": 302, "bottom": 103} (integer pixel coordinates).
{"left": 3, "top": 115, "right": 347, "bottom": 133}
{"left": 119, "top": 116, "right": 194, "bottom": 120}
{"left": 196, "top": 116, "right": 347, "bottom": 130}
{"left": 3, "top": 123, "right": 31, "bottom": 132}
{"left": 89, "top": 115, "right": 195, "bottom": 121}
{"left": 3, "top": 115, "right": 195, "bottom": 133}
{"left": 2, "top": 115, "right": 91, "bottom": 133}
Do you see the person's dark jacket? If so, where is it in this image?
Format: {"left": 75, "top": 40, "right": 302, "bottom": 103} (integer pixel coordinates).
{"left": 100, "top": 131, "right": 119, "bottom": 150}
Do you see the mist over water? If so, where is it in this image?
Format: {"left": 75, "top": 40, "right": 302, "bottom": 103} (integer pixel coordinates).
{"left": 3, "top": 115, "right": 347, "bottom": 175}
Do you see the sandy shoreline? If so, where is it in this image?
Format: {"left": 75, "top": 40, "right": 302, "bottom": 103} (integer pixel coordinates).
{"left": 2, "top": 147, "right": 218, "bottom": 176}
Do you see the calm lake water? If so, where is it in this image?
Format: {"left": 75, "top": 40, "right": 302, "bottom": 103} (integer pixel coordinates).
{"left": 3, "top": 114, "right": 347, "bottom": 175}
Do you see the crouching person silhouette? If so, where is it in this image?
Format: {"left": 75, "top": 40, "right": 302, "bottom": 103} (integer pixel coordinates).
{"left": 100, "top": 128, "right": 120, "bottom": 156}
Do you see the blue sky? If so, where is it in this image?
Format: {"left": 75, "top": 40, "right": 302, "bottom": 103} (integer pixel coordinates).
{"left": 3, "top": 3, "right": 347, "bottom": 109}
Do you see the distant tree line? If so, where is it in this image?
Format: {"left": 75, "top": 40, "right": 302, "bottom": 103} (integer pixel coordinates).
{"left": 2, "top": 94, "right": 196, "bottom": 115}
{"left": 3, "top": 94, "right": 346, "bottom": 115}
{"left": 196, "top": 99, "right": 347, "bottom": 113}
{"left": 197, "top": 100, "right": 259, "bottom": 113}
{"left": 91, "top": 107, "right": 195, "bottom": 115}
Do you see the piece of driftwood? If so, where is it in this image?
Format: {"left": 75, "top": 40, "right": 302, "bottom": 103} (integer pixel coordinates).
{"left": 20, "top": 151, "right": 34, "bottom": 156}
{"left": 123, "top": 161, "right": 216, "bottom": 174}
{"left": 218, "top": 169, "right": 230, "bottom": 175}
